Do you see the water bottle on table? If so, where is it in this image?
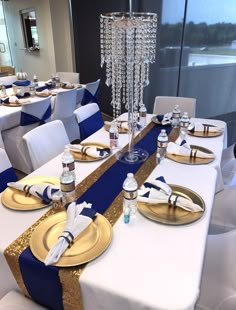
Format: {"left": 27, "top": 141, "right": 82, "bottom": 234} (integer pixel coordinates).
{"left": 62, "top": 148, "right": 76, "bottom": 181}
{"left": 60, "top": 167, "right": 76, "bottom": 205}
{"left": 180, "top": 111, "right": 190, "bottom": 135}
{"left": 123, "top": 173, "right": 138, "bottom": 219}
{"left": 109, "top": 121, "right": 119, "bottom": 149}
{"left": 139, "top": 104, "right": 147, "bottom": 128}
{"left": 172, "top": 105, "right": 181, "bottom": 128}
{"left": 156, "top": 129, "right": 168, "bottom": 164}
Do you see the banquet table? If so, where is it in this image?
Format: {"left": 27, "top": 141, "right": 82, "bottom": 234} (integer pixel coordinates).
{"left": 0, "top": 114, "right": 226, "bottom": 310}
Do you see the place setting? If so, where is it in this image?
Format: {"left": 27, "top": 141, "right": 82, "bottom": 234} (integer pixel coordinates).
{"left": 66, "top": 142, "right": 111, "bottom": 162}
{"left": 1, "top": 176, "right": 60, "bottom": 211}
{"left": 30, "top": 201, "right": 113, "bottom": 267}
{"left": 104, "top": 120, "right": 129, "bottom": 134}
{"left": 187, "top": 122, "right": 224, "bottom": 137}
{"left": 137, "top": 176, "right": 205, "bottom": 225}
{"left": 165, "top": 135, "right": 215, "bottom": 165}
{"left": 151, "top": 112, "right": 172, "bottom": 126}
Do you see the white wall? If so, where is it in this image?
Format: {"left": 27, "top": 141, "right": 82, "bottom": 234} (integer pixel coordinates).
{"left": 3, "top": 0, "right": 74, "bottom": 81}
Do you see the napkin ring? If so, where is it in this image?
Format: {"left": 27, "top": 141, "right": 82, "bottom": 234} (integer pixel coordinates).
{"left": 23, "top": 185, "right": 32, "bottom": 197}
{"left": 168, "top": 195, "right": 179, "bottom": 208}
{"left": 58, "top": 231, "right": 74, "bottom": 248}
{"left": 190, "top": 149, "right": 197, "bottom": 159}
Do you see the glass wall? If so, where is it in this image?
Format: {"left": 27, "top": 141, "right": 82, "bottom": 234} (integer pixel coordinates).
{"left": 0, "top": 1, "right": 12, "bottom": 67}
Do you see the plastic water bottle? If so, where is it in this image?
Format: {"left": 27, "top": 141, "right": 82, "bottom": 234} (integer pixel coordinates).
{"left": 180, "top": 111, "right": 190, "bottom": 134}
{"left": 172, "top": 105, "right": 181, "bottom": 128}
{"left": 60, "top": 167, "right": 76, "bottom": 205}
{"left": 33, "top": 74, "right": 38, "bottom": 87}
{"left": 123, "top": 173, "right": 138, "bottom": 216}
{"left": 109, "top": 121, "right": 119, "bottom": 149}
{"left": 139, "top": 104, "right": 147, "bottom": 128}
{"left": 62, "top": 148, "right": 76, "bottom": 181}
{"left": 156, "top": 129, "right": 168, "bottom": 163}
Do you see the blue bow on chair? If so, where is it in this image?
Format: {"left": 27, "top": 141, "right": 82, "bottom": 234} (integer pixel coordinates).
{"left": 20, "top": 105, "right": 51, "bottom": 126}
{"left": 81, "top": 89, "right": 99, "bottom": 106}
{"left": 79, "top": 110, "right": 104, "bottom": 140}
{"left": 0, "top": 167, "right": 18, "bottom": 193}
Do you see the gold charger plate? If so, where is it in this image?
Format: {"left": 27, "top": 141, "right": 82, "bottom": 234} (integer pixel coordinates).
{"left": 35, "top": 91, "right": 51, "bottom": 97}
{"left": 104, "top": 122, "right": 128, "bottom": 134}
{"left": 30, "top": 211, "right": 112, "bottom": 267}
{"left": 137, "top": 184, "right": 205, "bottom": 226}
{"left": 2, "top": 102, "right": 22, "bottom": 107}
{"left": 70, "top": 142, "right": 111, "bottom": 162}
{"left": 187, "top": 124, "right": 223, "bottom": 137}
{"left": 166, "top": 144, "right": 214, "bottom": 165}
{"left": 1, "top": 176, "right": 60, "bottom": 211}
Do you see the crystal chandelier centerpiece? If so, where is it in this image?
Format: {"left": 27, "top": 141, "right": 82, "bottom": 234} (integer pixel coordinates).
{"left": 100, "top": 11, "right": 157, "bottom": 163}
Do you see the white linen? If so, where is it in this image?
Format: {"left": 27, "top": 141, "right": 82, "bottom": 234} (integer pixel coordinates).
{"left": 167, "top": 141, "right": 215, "bottom": 159}
{"left": 66, "top": 144, "right": 109, "bottom": 158}
{"left": 45, "top": 202, "right": 94, "bottom": 266}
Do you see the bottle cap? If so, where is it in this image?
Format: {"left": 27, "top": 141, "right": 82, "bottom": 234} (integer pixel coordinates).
{"left": 127, "top": 173, "right": 134, "bottom": 178}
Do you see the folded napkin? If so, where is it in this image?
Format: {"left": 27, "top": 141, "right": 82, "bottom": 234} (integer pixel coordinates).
{"left": 175, "top": 136, "right": 190, "bottom": 149}
{"left": 155, "top": 112, "right": 172, "bottom": 125}
{"left": 44, "top": 201, "right": 97, "bottom": 266}
{"left": 167, "top": 141, "right": 215, "bottom": 159}
{"left": 188, "top": 122, "right": 223, "bottom": 133}
{"left": 61, "top": 82, "right": 74, "bottom": 89}
{"left": 13, "top": 80, "right": 31, "bottom": 87}
{"left": 66, "top": 144, "right": 110, "bottom": 158}
{"left": 0, "top": 96, "right": 30, "bottom": 104}
{"left": 137, "top": 177, "right": 203, "bottom": 212}
{"left": 7, "top": 182, "right": 61, "bottom": 204}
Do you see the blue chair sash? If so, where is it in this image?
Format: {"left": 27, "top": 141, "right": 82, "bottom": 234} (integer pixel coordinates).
{"left": 79, "top": 110, "right": 104, "bottom": 140}
{"left": 20, "top": 105, "right": 51, "bottom": 126}
{"left": 81, "top": 88, "right": 99, "bottom": 106}
{"left": 0, "top": 167, "right": 18, "bottom": 192}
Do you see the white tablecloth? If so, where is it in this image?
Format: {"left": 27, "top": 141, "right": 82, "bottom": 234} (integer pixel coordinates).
{"left": 0, "top": 115, "right": 226, "bottom": 310}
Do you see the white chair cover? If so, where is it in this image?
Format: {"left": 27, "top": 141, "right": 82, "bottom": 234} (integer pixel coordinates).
{"left": 195, "top": 230, "right": 236, "bottom": 310}
{"left": 0, "top": 75, "right": 17, "bottom": 87}
{"left": 2, "top": 97, "right": 52, "bottom": 174}
{"left": 0, "top": 148, "right": 17, "bottom": 192}
{"left": 153, "top": 96, "right": 196, "bottom": 117}
{"left": 74, "top": 102, "right": 104, "bottom": 140}
{"left": 81, "top": 79, "right": 100, "bottom": 106}
{"left": 51, "top": 88, "right": 80, "bottom": 142}
{"left": 56, "top": 72, "right": 80, "bottom": 84}
{"left": 0, "top": 290, "right": 47, "bottom": 309}
{"left": 23, "top": 120, "right": 70, "bottom": 171}
{"left": 76, "top": 87, "right": 85, "bottom": 107}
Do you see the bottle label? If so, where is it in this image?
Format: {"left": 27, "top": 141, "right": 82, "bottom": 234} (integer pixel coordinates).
{"left": 173, "top": 112, "right": 180, "bottom": 118}
{"left": 180, "top": 121, "right": 189, "bottom": 128}
{"left": 62, "top": 162, "right": 75, "bottom": 171}
{"left": 60, "top": 181, "right": 75, "bottom": 192}
{"left": 139, "top": 111, "right": 146, "bottom": 117}
{"left": 157, "top": 141, "right": 168, "bottom": 148}
{"left": 123, "top": 189, "right": 137, "bottom": 200}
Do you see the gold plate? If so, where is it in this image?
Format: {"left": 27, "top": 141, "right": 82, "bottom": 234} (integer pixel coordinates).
{"left": 30, "top": 211, "right": 112, "bottom": 267}
{"left": 137, "top": 184, "right": 205, "bottom": 225}
{"left": 104, "top": 123, "right": 128, "bottom": 134}
{"left": 187, "top": 124, "right": 223, "bottom": 137}
{"left": 166, "top": 144, "right": 214, "bottom": 165}
{"left": 70, "top": 142, "right": 111, "bottom": 162}
{"left": 1, "top": 176, "right": 60, "bottom": 211}
{"left": 2, "top": 102, "right": 22, "bottom": 107}
{"left": 35, "top": 91, "right": 51, "bottom": 97}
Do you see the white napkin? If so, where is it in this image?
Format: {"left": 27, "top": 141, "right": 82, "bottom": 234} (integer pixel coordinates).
{"left": 105, "top": 121, "right": 129, "bottom": 131}
{"left": 44, "top": 201, "right": 96, "bottom": 266}
{"left": 188, "top": 122, "right": 223, "bottom": 133}
{"left": 167, "top": 141, "right": 215, "bottom": 159}
{"left": 175, "top": 136, "right": 191, "bottom": 149}
{"left": 7, "top": 182, "right": 61, "bottom": 204}
{"left": 137, "top": 177, "right": 203, "bottom": 213}
{"left": 66, "top": 144, "right": 110, "bottom": 158}
{"left": 156, "top": 112, "right": 172, "bottom": 125}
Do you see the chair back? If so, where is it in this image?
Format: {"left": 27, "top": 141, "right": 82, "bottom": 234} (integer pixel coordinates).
{"left": 0, "top": 75, "right": 17, "bottom": 88}
{"left": 23, "top": 120, "right": 70, "bottom": 171}
{"left": 76, "top": 87, "right": 85, "bottom": 107}
{"left": 51, "top": 88, "right": 80, "bottom": 142}
{"left": 81, "top": 79, "right": 100, "bottom": 106}
{"left": 153, "top": 96, "right": 196, "bottom": 117}
{"left": 20, "top": 96, "right": 52, "bottom": 135}
{"left": 56, "top": 72, "right": 80, "bottom": 84}
{"left": 74, "top": 102, "right": 104, "bottom": 140}
{"left": 0, "top": 148, "right": 18, "bottom": 192}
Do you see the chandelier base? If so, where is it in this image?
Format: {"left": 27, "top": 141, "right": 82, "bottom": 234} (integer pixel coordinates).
{"left": 116, "top": 148, "right": 149, "bottom": 164}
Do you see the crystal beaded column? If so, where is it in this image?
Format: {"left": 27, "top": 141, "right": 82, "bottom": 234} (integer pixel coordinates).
{"left": 100, "top": 12, "right": 157, "bottom": 163}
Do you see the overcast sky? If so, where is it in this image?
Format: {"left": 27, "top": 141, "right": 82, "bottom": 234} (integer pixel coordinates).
{"left": 162, "top": 0, "right": 236, "bottom": 24}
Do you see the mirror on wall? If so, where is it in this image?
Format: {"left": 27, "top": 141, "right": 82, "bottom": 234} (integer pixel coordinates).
{"left": 20, "top": 9, "right": 39, "bottom": 51}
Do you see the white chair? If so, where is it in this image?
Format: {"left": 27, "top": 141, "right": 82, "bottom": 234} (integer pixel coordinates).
{"left": 81, "top": 79, "right": 100, "bottom": 106}
{"left": 0, "top": 75, "right": 17, "bottom": 87}
{"left": 0, "top": 290, "right": 47, "bottom": 309}
{"left": 51, "top": 88, "right": 80, "bottom": 142}
{"left": 153, "top": 96, "right": 196, "bottom": 117}
{"left": 195, "top": 230, "right": 236, "bottom": 310}
{"left": 2, "top": 97, "right": 52, "bottom": 174}
{"left": 74, "top": 102, "right": 104, "bottom": 141}
{"left": 220, "top": 143, "right": 236, "bottom": 186}
{"left": 0, "top": 148, "right": 18, "bottom": 193}
{"left": 56, "top": 72, "right": 80, "bottom": 84}
{"left": 23, "top": 120, "right": 70, "bottom": 171}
